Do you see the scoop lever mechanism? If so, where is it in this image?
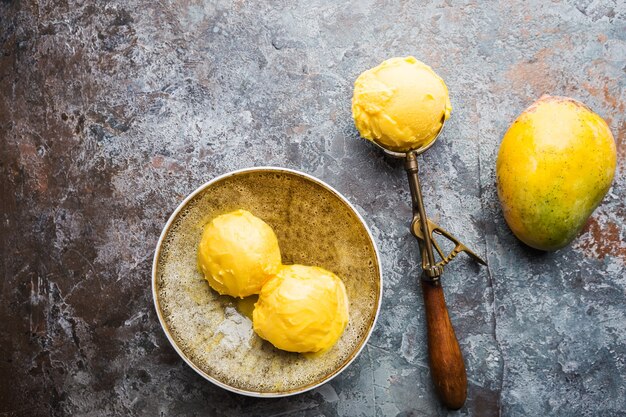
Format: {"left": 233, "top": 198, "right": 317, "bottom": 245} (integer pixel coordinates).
{"left": 405, "top": 151, "right": 487, "bottom": 283}
{"left": 411, "top": 217, "right": 488, "bottom": 273}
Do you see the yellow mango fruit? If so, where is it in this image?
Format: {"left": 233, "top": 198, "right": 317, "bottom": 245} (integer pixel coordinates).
{"left": 496, "top": 95, "right": 616, "bottom": 251}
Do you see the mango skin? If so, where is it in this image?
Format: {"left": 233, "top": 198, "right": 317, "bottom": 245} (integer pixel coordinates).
{"left": 496, "top": 95, "right": 616, "bottom": 251}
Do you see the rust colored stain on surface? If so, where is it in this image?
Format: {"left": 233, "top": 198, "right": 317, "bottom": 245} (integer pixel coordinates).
{"left": 505, "top": 48, "right": 557, "bottom": 96}
{"left": 583, "top": 82, "right": 625, "bottom": 114}
{"left": 575, "top": 217, "right": 626, "bottom": 263}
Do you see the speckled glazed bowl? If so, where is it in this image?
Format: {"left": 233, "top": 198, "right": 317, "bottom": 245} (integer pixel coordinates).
{"left": 152, "top": 167, "right": 382, "bottom": 397}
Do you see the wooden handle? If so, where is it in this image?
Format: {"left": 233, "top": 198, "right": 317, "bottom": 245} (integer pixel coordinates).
{"left": 421, "top": 280, "right": 467, "bottom": 410}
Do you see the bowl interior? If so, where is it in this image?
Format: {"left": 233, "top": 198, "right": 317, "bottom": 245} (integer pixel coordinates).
{"left": 153, "top": 169, "right": 381, "bottom": 396}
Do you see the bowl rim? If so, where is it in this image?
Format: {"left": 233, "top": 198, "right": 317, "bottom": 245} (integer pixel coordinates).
{"left": 152, "top": 166, "right": 383, "bottom": 397}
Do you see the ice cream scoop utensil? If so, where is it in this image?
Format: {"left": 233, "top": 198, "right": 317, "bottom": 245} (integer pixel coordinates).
{"left": 371, "top": 121, "right": 485, "bottom": 410}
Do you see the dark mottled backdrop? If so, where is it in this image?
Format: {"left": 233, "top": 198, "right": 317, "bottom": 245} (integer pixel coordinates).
{"left": 1, "top": 1, "right": 624, "bottom": 416}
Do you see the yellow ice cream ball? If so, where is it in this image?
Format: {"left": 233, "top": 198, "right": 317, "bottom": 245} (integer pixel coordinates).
{"left": 252, "top": 265, "right": 350, "bottom": 353}
{"left": 197, "top": 209, "right": 282, "bottom": 298}
{"left": 352, "top": 56, "right": 451, "bottom": 152}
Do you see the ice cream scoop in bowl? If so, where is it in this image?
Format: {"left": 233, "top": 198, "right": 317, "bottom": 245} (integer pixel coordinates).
{"left": 352, "top": 56, "right": 487, "bottom": 410}
{"left": 152, "top": 167, "right": 382, "bottom": 397}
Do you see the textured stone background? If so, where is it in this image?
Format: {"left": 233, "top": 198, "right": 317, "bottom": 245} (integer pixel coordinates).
{"left": 1, "top": 0, "right": 624, "bottom": 416}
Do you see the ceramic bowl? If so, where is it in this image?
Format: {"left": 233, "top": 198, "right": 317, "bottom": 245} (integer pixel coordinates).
{"left": 152, "top": 167, "right": 382, "bottom": 397}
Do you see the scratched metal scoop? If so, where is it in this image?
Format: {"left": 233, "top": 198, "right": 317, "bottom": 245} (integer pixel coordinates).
{"left": 368, "top": 115, "right": 486, "bottom": 410}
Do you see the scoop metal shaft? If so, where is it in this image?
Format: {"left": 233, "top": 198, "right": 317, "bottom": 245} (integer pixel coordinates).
{"left": 404, "top": 151, "right": 487, "bottom": 282}
{"left": 405, "top": 152, "right": 444, "bottom": 280}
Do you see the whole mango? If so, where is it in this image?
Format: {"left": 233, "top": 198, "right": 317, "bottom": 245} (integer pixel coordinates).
{"left": 496, "top": 95, "right": 616, "bottom": 251}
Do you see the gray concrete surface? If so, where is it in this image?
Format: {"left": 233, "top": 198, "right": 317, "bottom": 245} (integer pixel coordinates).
{"left": 1, "top": 0, "right": 624, "bottom": 416}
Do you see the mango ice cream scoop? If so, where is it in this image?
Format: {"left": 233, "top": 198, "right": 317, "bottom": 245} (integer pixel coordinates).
{"left": 351, "top": 57, "right": 487, "bottom": 409}
{"left": 198, "top": 209, "right": 282, "bottom": 298}
{"left": 352, "top": 56, "right": 451, "bottom": 153}
{"left": 253, "top": 265, "right": 349, "bottom": 353}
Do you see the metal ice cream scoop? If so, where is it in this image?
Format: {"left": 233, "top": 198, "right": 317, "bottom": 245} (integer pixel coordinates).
{"left": 370, "top": 116, "right": 486, "bottom": 410}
